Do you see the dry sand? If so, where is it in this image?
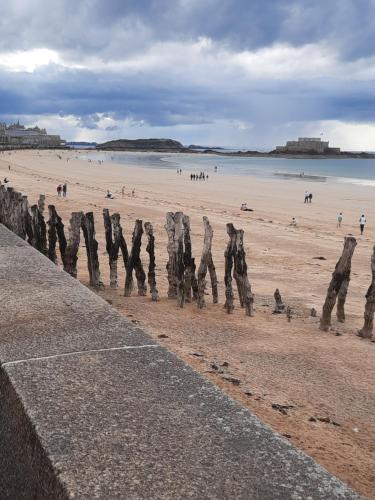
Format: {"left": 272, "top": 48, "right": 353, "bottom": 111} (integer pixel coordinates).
{"left": 1, "top": 149, "right": 375, "bottom": 497}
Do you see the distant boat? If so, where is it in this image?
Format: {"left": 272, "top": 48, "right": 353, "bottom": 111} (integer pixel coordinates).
{"left": 273, "top": 172, "right": 327, "bottom": 182}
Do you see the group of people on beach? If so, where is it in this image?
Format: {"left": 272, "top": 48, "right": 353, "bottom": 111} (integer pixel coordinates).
{"left": 304, "top": 191, "right": 313, "bottom": 203}
{"left": 335, "top": 212, "right": 366, "bottom": 235}
{"left": 56, "top": 183, "right": 68, "bottom": 198}
{"left": 190, "top": 172, "right": 209, "bottom": 181}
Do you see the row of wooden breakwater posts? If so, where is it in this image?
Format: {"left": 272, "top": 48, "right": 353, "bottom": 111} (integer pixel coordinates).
{"left": 0, "top": 184, "right": 374, "bottom": 339}
{"left": 0, "top": 184, "right": 253, "bottom": 315}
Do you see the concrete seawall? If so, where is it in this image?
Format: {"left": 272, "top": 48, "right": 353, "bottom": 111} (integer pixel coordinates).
{"left": 0, "top": 224, "right": 359, "bottom": 499}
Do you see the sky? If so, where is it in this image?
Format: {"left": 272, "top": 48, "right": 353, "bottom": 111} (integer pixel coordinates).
{"left": 1, "top": 0, "right": 375, "bottom": 150}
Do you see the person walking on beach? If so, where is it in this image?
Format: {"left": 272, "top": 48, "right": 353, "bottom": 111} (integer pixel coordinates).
{"left": 121, "top": 186, "right": 125, "bottom": 198}
{"left": 132, "top": 188, "right": 135, "bottom": 197}
{"left": 359, "top": 214, "right": 366, "bottom": 235}
{"left": 304, "top": 191, "right": 309, "bottom": 203}
{"left": 308, "top": 192, "right": 313, "bottom": 203}
{"left": 62, "top": 182, "right": 67, "bottom": 198}
{"left": 57, "top": 184, "right": 62, "bottom": 197}
{"left": 337, "top": 212, "right": 343, "bottom": 228}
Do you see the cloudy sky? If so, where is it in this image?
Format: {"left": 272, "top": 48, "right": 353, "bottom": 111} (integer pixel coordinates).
{"left": 1, "top": 0, "right": 375, "bottom": 149}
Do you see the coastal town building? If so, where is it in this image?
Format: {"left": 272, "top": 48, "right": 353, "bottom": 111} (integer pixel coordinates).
{"left": 276, "top": 137, "right": 340, "bottom": 154}
{"left": 0, "top": 121, "right": 65, "bottom": 149}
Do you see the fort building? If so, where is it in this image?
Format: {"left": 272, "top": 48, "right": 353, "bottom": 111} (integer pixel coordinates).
{"left": 0, "top": 121, "right": 65, "bottom": 149}
{"left": 276, "top": 137, "right": 340, "bottom": 154}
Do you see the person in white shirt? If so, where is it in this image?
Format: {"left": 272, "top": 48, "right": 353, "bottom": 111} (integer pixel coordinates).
{"left": 304, "top": 191, "right": 309, "bottom": 203}
{"left": 359, "top": 214, "right": 366, "bottom": 235}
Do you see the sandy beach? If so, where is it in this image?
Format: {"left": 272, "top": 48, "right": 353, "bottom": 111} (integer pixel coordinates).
{"left": 1, "top": 149, "right": 375, "bottom": 497}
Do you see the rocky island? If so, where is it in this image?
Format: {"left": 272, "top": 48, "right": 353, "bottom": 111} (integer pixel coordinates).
{"left": 96, "top": 138, "right": 188, "bottom": 152}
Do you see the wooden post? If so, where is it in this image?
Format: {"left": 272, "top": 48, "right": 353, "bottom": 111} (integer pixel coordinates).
{"left": 103, "top": 209, "right": 123, "bottom": 288}
{"left": 145, "top": 222, "right": 159, "bottom": 301}
{"left": 63, "top": 212, "right": 83, "bottom": 278}
{"left": 47, "top": 205, "right": 58, "bottom": 264}
{"left": 224, "top": 223, "right": 236, "bottom": 313}
{"left": 81, "top": 212, "right": 103, "bottom": 288}
{"left": 47, "top": 205, "right": 67, "bottom": 265}
{"left": 165, "top": 212, "right": 177, "bottom": 298}
{"left": 197, "top": 217, "right": 217, "bottom": 308}
{"left": 125, "top": 220, "right": 146, "bottom": 297}
{"left": 358, "top": 246, "right": 375, "bottom": 339}
{"left": 174, "top": 212, "right": 185, "bottom": 308}
{"left": 182, "top": 215, "right": 194, "bottom": 303}
{"left": 233, "top": 227, "right": 254, "bottom": 316}
{"left": 38, "top": 194, "right": 46, "bottom": 215}
{"left": 274, "top": 288, "right": 285, "bottom": 313}
{"left": 319, "top": 236, "right": 357, "bottom": 331}
{"left": 191, "top": 258, "right": 199, "bottom": 300}
{"left": 30, "top": 204, "right": 48, "bottom": 256}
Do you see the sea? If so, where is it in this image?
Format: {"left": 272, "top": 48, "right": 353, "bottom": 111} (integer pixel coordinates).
{"left": 80, "top": 151, "right": 375, "bottom": 187}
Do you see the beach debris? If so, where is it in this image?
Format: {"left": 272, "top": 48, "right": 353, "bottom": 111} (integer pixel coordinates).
{"left": 224, "top": 223, "right": 254, "bottom": 316}
{"left": 81, "top": 211, "right": 104, "bottom": 289}
{"left": 271, "top": 403, "right": 294, "bottom": 415}
{"left": 283, "top": 433, "right": 292, "bottom": 439}
{"left": 221, "top": 375, "right": 241, "bottom": 386}
{"left": 358, "top": 245, "right": 375, "bottom": 339}
{"left": 244, "top": 390, "right": 253, "bottom": 396}
{"left": 320, "top": 236, "right": 357, "bottom": 331}
{"left": 286, "top": 306, "right": 292, "bottom": 322}
{"left": 273, "top": 288, "right": 285, "bottom": 313}
{"left": 310, "top": 307, "right": 317, "bottom": 317}
{"left": 313, "top": 256, "right": 327, "bottom": 260}
{"left": 144, "top": 222, "right": 159, "bottom": 301}
{"left": 310, "top": 416, "right": 341, "bottom": 426}
{"left": 221, "top": 361, "right": 229, "bottom": 367}
{"left": 190, "top": 352, "right": 204, "bottom": 357}
{"left": 103, "top": 209, "right": 127, "bottom": 289}
{"left": 124, "top": 219, "right": 147, "bottom": 297}
{"left": 197, "top": 216, "right": 218, "bottom": 308}
{"left": 158, "top": 334, "right": 169, "bottom": 338}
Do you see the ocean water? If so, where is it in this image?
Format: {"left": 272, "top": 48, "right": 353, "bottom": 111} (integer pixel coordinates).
{"left": 81, "top": 151, "right": 375, "bottom": 187}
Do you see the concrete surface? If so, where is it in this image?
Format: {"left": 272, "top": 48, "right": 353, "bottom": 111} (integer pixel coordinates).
{"left": 0, "top": 224, "right": 360, "bottom": 499}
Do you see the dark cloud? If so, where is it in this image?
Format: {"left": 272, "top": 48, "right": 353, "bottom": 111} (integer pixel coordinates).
{"left": 1, "top": 1, "right": 375, "bottom": 60}
{"left": 1, "top": 1, "right": 375, "bottom": 146}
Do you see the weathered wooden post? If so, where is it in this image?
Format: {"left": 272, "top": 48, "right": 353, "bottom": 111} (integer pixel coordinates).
{"left": 319, "top": 236, "right": 357, "bottom": 331}
{"left": 38, "top": 194, "right": 46, "bottom": 215}
{"left": 103, "top": 209, "right": 123, "bottom": 288}
{"left": 47, "top": 205, "right": 58, "bottom": 263}
{"left": 233, "top": 227, "right": 254, "bottom": 316}
{"left": 224, "top": 224, "right": 236, "bottom": 313}
{"left": 182, "top": 215, "right": 194, "bottom": 303}
{"left": 144, "top": 222, "right": 159, "bottom": 301}
{"left": 274, "top": 289, "right": 285, "bottom": 313}
{"left": 174, "top": 212, "right": 185, "bottom": 308}
{"left": 30, "top": 204, "right": 48, "bottom": 256}
{"left": 81, "top": 212, "right": 103, "bottom": 288}
{"left": 125, "top": 219, "right": 147, "bottom": 297}
{"left": 358, "top": 246, "right": 375, "bottom": 339}
{"left": 165, "top": 212, "right": 177, "bottom": 298}
{"left": 47, "top": 205, "right": 67, "bottom": 265}
{"left": 63, "top": 212, "right": 83, "bottom": 278}
{"left": 197, "top": 217, "right": 218, "bottom": 308}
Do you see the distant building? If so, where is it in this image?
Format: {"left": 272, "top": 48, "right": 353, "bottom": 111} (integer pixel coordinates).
{"left": 275, "top": 137, "right": 340, "bottom": 154}
{"left": 0, "top": 121, "right": 66, "bottom": 148}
